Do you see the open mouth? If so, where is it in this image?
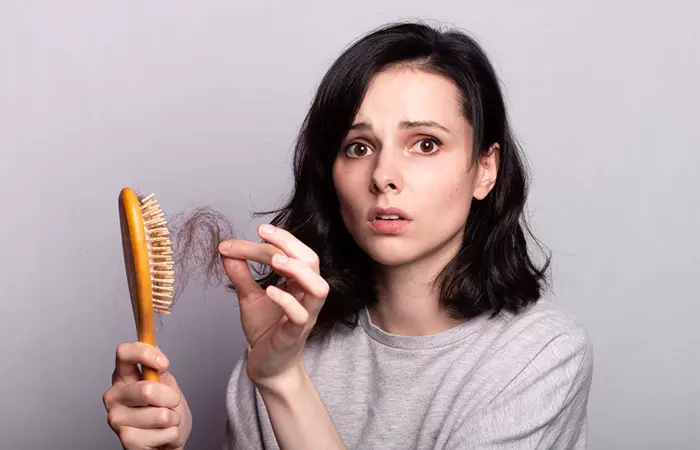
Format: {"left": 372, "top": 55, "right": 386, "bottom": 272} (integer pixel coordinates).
{"left": 368, "top": 214, "right": 411, "bottom": 234}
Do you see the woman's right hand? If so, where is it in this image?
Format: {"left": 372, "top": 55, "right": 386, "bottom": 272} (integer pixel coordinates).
{"left": 103, "top": 342, "right": 193, "bottom": 450}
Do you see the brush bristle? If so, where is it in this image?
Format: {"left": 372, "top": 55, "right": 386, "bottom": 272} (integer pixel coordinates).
{"left": 140, "top": 193, "right": 174, "bottom": 315}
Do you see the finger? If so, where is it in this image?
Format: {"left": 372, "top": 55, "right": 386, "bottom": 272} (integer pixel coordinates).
{"left": 218, "top": 239, "right": 286, "bottom": 266}
{"left": 266, "top": 289, "right": 308, "bottom": 351}
{"left": 114, "top": 342, "right": 169, "bottom": 385}
{"left": 108, "top": 404, "right": 180, "bottom": 430}
{"left": 257, "top": 224, "right": 320, "bottom": 271}
{"left": 116, "top": 380, "right": 182, "bottom": 408}
{"left": 265, "top": 285, "right": 310, "bottom": 327}
{"left": 118, "top": 426, "right": 181, "bottom": 450}
{"left": 220, "top": 254, "right": 265, "bottom": 301}
{"left": 270, "top": 254, "right": 329, "bottom": 315}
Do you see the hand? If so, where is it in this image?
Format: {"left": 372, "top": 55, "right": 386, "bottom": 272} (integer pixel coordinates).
{"left": 103, "top": 342, "right": 192, "bottom": 450}
{"left": 218, "top": 224, "right": 329, "bottom": 388}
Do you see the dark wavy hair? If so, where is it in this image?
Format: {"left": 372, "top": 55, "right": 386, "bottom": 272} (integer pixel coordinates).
{"left": 249, "top": 20, "right": 551, "bottom": 339}
{"left": 176, "top": 21, "right": 550, "bottom": 341}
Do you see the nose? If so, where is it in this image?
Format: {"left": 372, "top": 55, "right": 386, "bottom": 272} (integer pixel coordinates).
{"left": 370, "top": 148, "right": 403, "bottom": 194}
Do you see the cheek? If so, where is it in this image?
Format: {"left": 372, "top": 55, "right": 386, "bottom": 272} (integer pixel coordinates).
{"left": 422, "top": 167, "right": 474, "bottom": 223}
{"left": 332, "top": 164, "right": 365, "bottom": 219}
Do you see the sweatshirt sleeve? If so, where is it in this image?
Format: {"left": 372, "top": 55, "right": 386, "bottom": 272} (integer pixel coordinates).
{"left": 445, "top": 323, "right": 594, "bottom": 450}
{"left": 222, "top": 348, "right": 272, "bottom": 450}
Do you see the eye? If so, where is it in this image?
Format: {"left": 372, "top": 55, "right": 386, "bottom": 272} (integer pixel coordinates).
{"left": 410, "top": 138, "right": 441, "bottom": 155}
{"left": 344, "top": 142, "right": 375, "bottom": 158}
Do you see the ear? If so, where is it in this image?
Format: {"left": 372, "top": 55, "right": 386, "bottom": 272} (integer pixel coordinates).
{"left": 473, "top": 143, "right": 500, "bottom": 200}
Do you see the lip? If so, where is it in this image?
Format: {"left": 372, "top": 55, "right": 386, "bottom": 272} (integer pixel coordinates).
{"left": 366, "top": 206, "right": 412, "bottom": 221}
{"left": 366, "top": 206, "right": 412, "bottom": 235}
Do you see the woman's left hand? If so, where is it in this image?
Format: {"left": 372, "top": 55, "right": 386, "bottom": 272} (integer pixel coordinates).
{"left": 218, "top": 224, "right": 329, "bottom": 389}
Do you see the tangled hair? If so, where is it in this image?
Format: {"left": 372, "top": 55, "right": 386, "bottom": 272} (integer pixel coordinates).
{"left": 177, "top": 20, "right": 550, "bottom": 341}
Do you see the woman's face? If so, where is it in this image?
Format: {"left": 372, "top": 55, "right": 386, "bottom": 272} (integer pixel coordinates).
{"left": 332, "top": 67, "right": 498, "bottom": 268}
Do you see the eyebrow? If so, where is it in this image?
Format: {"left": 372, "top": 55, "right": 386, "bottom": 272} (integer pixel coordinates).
{"left": 349, "top": 120, "right": 451, "bottom": 134}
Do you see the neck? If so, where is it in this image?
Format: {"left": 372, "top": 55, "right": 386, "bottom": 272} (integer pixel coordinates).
{"left": 369, "top": 235, "right": 464, "bottom": 336}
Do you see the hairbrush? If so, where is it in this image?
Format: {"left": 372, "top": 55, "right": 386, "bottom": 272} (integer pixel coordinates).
{"left": 118, "top": 187, "right": 174, "bottom": 382}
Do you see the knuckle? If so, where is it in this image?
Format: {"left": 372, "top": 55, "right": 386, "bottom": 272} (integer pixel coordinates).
{"left": 307, "top": 254, "right": 320, "bottom": 268}
{"left": 157, "top": 408, "right": 172, "bottom": 426}
{"left": 103, "top": 389, "right": 115, "bottom": 410}
{"left": 316, "top": 281, "right": 330, "bottom": 298}
{"left": 140, "top": 382, "right": 155, "bottom": 403}
{"left": 106, "top": 410, "right": 119, "bottom": 431}
{"left": 115, "top": 342, "right": 129, "bottom": 360}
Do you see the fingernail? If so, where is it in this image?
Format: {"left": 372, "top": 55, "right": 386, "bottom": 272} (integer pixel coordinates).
{"left": 218, "top": 241, "right": 230, "bottom": 253}
{"left": 260, "top": 224, "right": 274, "bottom": 235}
{"left": 273, "top": 253, "right": 288, "bottom": 265}
{"left": 155, "top": 353, "right": 169, "bottom": 369}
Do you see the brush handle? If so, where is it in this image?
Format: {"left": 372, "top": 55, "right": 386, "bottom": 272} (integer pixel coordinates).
{"left": 119, "top": 187, "right": 161, "bottom": 383}
{"left": 143, "top": 365, "right": 160, "bottom": 382}
{"left": 138, "top": 328, "right": 160, "bottom": 383}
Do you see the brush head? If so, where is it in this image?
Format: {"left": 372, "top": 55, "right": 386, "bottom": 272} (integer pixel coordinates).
{"left": 139, "top": 192, "right": 175, "bottom": 314}
{"left": 119, "top": 187, "right": 174, "bottom": 344}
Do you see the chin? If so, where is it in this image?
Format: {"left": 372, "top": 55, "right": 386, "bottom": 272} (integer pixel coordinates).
{"left": 359, "top": 239, "right": 422, "bottom": 267}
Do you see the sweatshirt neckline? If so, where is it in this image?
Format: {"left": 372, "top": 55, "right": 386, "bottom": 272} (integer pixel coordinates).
{"left": 358, "top": 306, "right": 489, "bottom": 350}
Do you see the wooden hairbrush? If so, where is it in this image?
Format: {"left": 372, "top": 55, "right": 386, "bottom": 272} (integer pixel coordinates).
{"left": 118, "top": 187, "right": 174, "bottom": 382}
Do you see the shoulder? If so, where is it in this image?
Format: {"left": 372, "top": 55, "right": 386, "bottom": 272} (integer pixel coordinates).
{"left": 493, "top": 298, "right": 594, "bottom": 378}
{"left": 448, "top": 301, "right": 595, "bottom": 448}
{"left": 502, "top": 298, "right": 591, "bottom": 346}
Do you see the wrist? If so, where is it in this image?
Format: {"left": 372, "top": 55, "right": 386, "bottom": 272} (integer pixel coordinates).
{"left": 250, "top": 358, "right": 308, "bottom": 397}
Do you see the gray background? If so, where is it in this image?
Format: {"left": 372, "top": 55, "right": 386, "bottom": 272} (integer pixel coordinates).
{"left": 1, "top": 1, "right": 698, "bottom": 449}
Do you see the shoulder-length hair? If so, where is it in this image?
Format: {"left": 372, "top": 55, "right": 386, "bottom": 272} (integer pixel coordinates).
{"left": 249, "top": 21, "right": 550, "bottom": 340}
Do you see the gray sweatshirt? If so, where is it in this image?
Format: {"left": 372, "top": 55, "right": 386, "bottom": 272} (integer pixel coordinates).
{"left": 223, "top": 299, "right": 594, "bottom": 449}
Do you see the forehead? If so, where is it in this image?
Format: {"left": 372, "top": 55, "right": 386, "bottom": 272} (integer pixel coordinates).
{"left": 353, "top": 67, "right": 465, "bottom": 125}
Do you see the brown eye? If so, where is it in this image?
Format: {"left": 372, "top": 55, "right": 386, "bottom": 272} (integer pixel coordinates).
{"left": 345, "top": 143, "right": 374, "bottom": 158}
{"left": 411, "top": 138, "right": 440, "bottom": 155}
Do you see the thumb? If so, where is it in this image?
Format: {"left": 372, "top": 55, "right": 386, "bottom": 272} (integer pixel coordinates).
{"left": 219, "top": 252, "right": 262, "bottom": 301}
{"left": 158, "top": 369, "right": 181, "bottom": 391}
{"left": 158, "top": 370, "right": 187, "bottom": 407}
{"left": 152, "top": 347, "right": 179, "bottom": 389}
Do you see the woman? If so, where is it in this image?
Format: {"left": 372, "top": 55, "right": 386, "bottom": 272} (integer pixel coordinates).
{"left": 103, "top": 21, "right": 593, "bottom": 449}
